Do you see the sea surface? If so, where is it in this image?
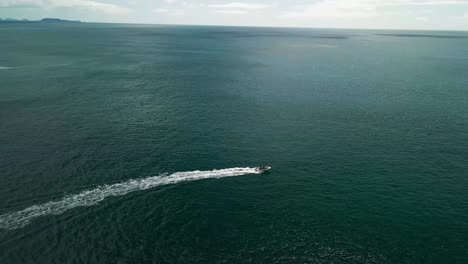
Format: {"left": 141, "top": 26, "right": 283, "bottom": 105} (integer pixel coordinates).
{"left": 0, "top": 23, "right": 467, "bottom": 263}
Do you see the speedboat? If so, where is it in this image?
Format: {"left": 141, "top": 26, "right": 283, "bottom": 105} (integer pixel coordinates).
{"left": 256, "top": 166, "right": 272, "bottom": 172}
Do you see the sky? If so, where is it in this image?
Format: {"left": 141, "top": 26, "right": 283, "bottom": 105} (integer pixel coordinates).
{"left": 1, "top": 0, "right": 468, "bottom": 30}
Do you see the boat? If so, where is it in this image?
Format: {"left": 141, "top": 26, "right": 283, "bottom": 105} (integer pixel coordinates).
{"left": 256, "top": 166, "right": 272, "bottom": 172}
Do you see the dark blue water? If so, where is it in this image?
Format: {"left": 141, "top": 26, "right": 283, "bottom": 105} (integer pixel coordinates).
{"left": 1, "top": 24, "right": 467, "bottom": 263}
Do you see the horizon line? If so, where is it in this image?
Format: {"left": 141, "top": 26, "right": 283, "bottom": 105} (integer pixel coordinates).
{"left": 2, "top": 17, "right": 468, "bottom": 33}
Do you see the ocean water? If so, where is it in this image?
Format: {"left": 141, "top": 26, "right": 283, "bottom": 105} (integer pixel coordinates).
{"left": 0, "top": 23, "right": 467, "bottom": 263}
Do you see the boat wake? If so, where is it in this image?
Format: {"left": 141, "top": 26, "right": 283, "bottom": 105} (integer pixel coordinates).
{"left": 0, "top": 63, "right": 72, "bottom": 70}
{"left": 0, "top": 167, "right": 262, "bottom": 230}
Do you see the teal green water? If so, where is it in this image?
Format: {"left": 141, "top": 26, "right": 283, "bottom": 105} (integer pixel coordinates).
{"left": 1, "top": 24, "right": 468, "bottom": 263}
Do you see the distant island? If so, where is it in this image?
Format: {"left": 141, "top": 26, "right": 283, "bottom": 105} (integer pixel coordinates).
{"left": 0, "top": 18, "right": 81, "bottom": 23}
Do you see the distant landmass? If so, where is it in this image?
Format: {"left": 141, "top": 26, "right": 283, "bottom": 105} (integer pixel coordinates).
{"left": 0, "top": 18, "right": 81, "bottom": 23}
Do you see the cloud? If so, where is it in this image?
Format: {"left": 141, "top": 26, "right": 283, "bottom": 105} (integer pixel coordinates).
{"left": 0, "top": 0, "right": 133, "bottom": 14}
{"left": 215, "top": 9, "right": 248, "bottom": 15}
{"left": 282, "top": 0, "right": 378, "bottom": 19}
{"left": 415, "top": 16, "right": 428, "bottom": 21}
{"left": 0, "top": 0, "right": 42, "bottom": 7}
{"left": 282, "top": 0, "right": 468, "bottom": 20}
{"left": 152, "top": 8, "right": 184, "bottom": 15}
{"left": 51, "top": 0, "right": 133, "bottom": 14}
{"left": 388, "top": 0, "right": 468, "bottom": 5}
{"left": 208, "top": 1, "right": 270, "bottom": 15}
{"left": 208, "top": 2, "right": 270, "bottom": 10}
{"left": 152, "top": 8, "right": 169, "bottom": 13}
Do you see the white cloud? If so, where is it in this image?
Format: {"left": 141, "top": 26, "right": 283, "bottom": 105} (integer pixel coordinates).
{"left": 51, "top": 0, "right": 133, "bottom": 14}
{"left": 152, "top": 8, "right": 169, "bottom": 13}
{"left": 0, "top": 0, "right": 42, "bottom": 7}
{"left": 282, "top": 0, "right": 468, "bottom": 20}
{"left": 388, "top": 0, "right": 468, "bottom": 5}
{"left": 215, "top": 9, "right": 248, "bottom": 15}
{"left": 181, "top": 1, "right": 193, "bottom": 7}
{"left": 208, "top": 2, "right": 270, "bottom": 10}
{"left": 282, "top": 0, "right": 378, "bottom": 19}
{"left": 415, "top": 16, "right": 428, "bottom": 21}
{"left": 0, "top": 0, "right": 133, "bottom": 14}
{"left": 3, "top": 0, "right": 468, "bottom": 29}
{"left": 152, "top": 8, "right": 184, "bottom": 15}
{"left": 208, "top": 1, "right": 270, "bottom": 15}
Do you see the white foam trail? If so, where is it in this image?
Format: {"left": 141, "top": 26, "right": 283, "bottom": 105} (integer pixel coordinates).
{"left": 0, "top": 167, "right": 262, "bottom": 230}
{"left": 0, "top": 63, "right": 72, "bottom": 70}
